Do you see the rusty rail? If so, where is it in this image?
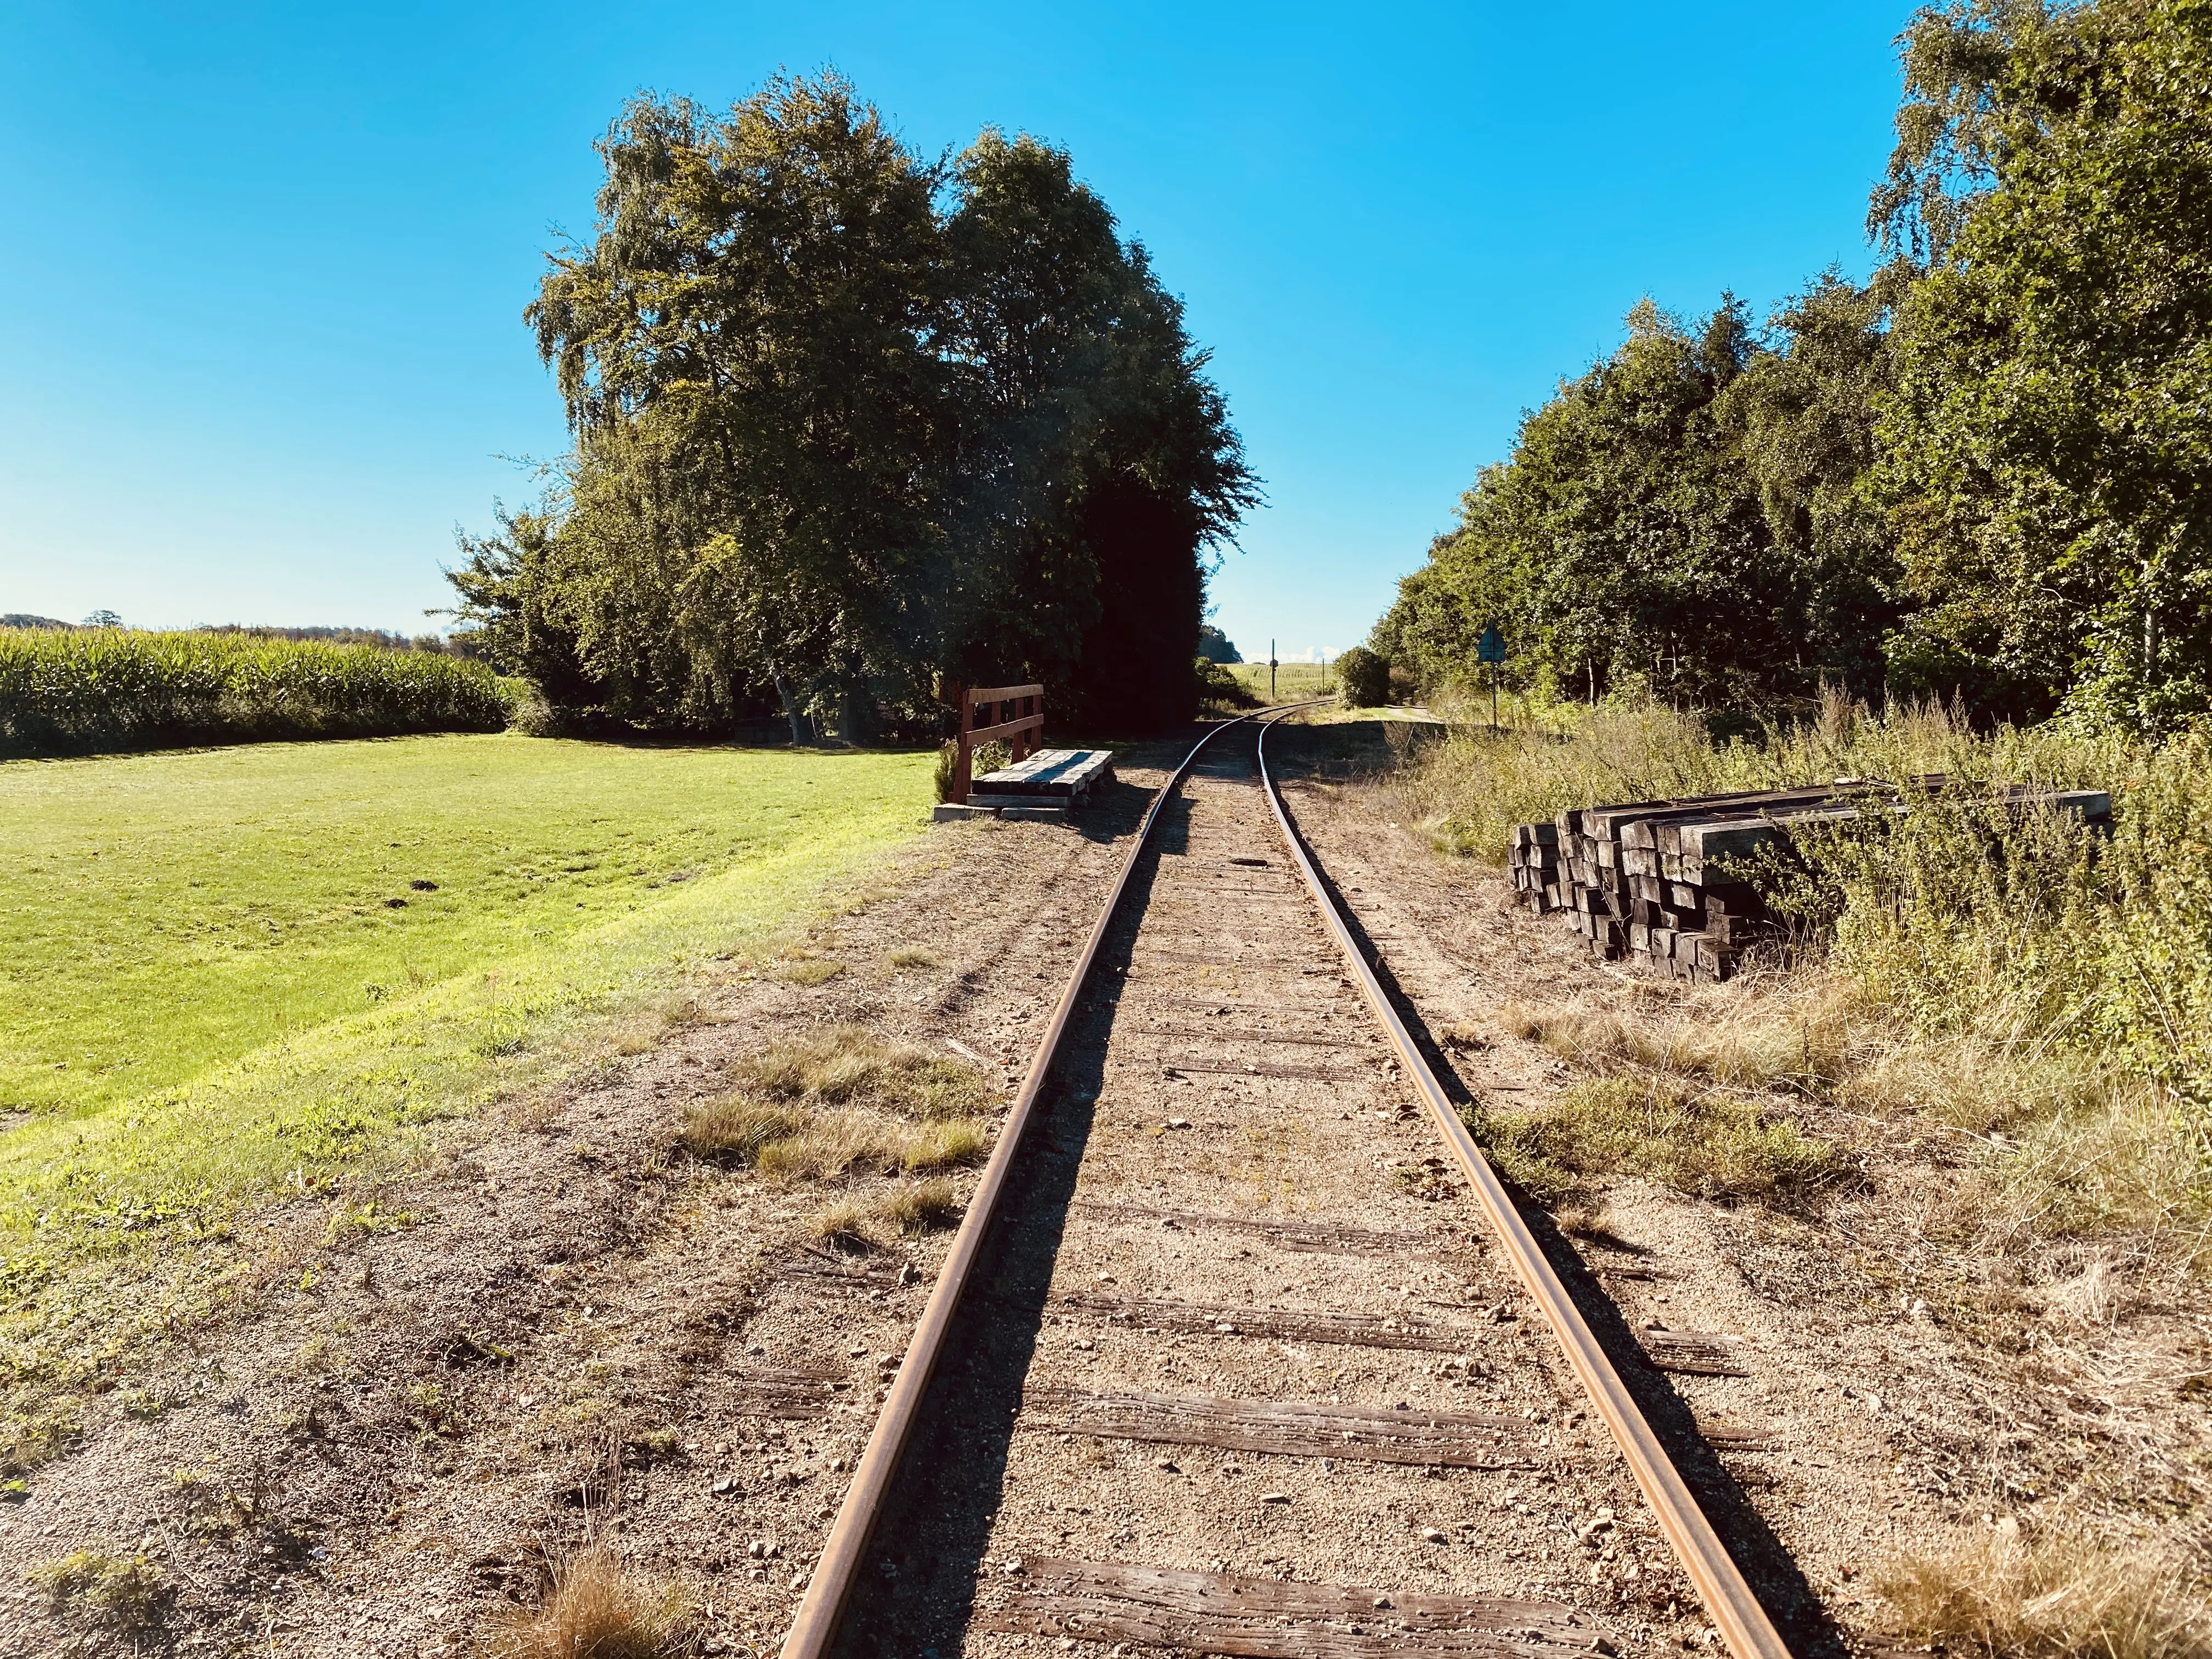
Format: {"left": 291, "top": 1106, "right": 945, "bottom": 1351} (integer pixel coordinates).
{"left": 779, "top": 705, "right": 1321, "bottom": 1659}
{"left": 1254, "top": 709, "right": 1793, "bottom": 1659}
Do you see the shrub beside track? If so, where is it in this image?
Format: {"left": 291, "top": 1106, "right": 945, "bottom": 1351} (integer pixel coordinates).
{"left": 0, "top": 628, "right": 513, "bottom": 758}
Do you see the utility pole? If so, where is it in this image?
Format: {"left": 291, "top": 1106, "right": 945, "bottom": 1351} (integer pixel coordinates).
{"left": 1269, "top": 639, "right": 1277, "bottom": 704}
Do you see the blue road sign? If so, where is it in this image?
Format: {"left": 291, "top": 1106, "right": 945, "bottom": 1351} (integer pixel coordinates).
{"left": 1477, "top": 625, "right": 1506, "bottom": 664}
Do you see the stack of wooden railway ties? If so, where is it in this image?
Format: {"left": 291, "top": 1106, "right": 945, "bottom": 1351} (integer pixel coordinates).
{"left": 1508, "top": 777, "right": 2113, "bottom": 981}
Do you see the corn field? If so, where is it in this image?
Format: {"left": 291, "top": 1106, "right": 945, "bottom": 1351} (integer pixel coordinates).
{"left": 0, "top": 628, "right": 515, "bottom": 758}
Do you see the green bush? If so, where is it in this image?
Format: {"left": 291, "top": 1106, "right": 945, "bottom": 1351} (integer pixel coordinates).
{"left": 1334, "top": 646, "right": 1390, "bottom": 709}
{"left": 1196, "top": 657, "right": 1258, "bottom": 710}
{"left": 0, "top": 629, "right": 514, "bottom": 758}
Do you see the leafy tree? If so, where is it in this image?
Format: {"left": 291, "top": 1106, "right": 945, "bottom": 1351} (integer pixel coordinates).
{"left": 522, "top": 78, "right": 952, "bottom": 741}
{"left": 1725, "top": 269, "right": 1910, "bottom": 699}
{"left": 1875, "top": 0, "right": 2212, "bottom": 730}
{"left": 1375, "top": 287, "right": 1902, "bottom": 709}
{"left": 1335, "top": 645, "right": 1389, "bottom": 708}
{"left": 1196, "top": 624, "right": 1241, "bottom": 663}
{"left": 452, "top": 82, "right": 1253, "bottom": 738}
{"left": 940, "top": 133, "right": 1255, "bottom": 729}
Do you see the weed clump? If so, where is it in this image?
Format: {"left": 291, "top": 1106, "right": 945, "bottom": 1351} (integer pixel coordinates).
{"left": 899, "top": 1121, "right": 988, "bottom": 1171}
{"left": 487, "top": 1543, "right": 692, "bottom": 1658}
{"left": 680, "top": 1099, "right": 807, "bottom": 1163}
{"left": 1878, "top": 1523, "right": 2211, "bottom": 1659}
{"left": 809, "top": 1178, "right": 963, "bottom": 1249}
{"left": 747, "top": 1112, "right": 986, "bottom": 1183}
{"left": 685, "top": 1030, "right": 991, "bottom": 1214}
{"left": 30, "top": 1548, "right": 167, "bottom": 1633}
{"left": 736, "top": 1026, "right": 986, "bottom": 1119}
{"left": 878, "top": 1177, "right": 961, "bottom": 1233}
{"left": 1470, "top": 1077, "right": 1839, "bottom": 1206}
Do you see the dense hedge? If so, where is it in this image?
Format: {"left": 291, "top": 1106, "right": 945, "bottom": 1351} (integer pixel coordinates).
{"left": 0, "top": 629, "right": 514, "bottom": 758}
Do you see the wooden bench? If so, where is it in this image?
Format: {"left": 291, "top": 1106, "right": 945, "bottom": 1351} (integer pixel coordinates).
{"left": 937, "top": 682, "right": 1114, "bottom": 820}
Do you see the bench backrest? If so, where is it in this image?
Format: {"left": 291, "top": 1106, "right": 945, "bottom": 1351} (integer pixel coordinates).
{"left": 949, "top": 682, "right": 1043, "bottom": 804}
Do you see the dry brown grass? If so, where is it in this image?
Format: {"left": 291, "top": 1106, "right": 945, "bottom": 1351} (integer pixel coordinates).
{"left": 898, "top": 1120, "right": 989, "bottom": 1172}
{"left": 736, "top": 1026, "right": 986, "bottom": 1119}
{"left": 1505, "top": 977, "right": 1858, "bottom": 1096}
{"left": 1878, "top": 1523, "right": 2212, "bottom": 1659}
{"left": 1500, "top": 974, "right": 2208, "bottom": 1261}
{"left": 486, "top": 1543, "right": 693, "bottom": 1658}
{"left": 887, "top": 945, "right": 939, "bottom": 971}
{"left": 1472, "top": 1075, "right": 1839, "bottom": 1206}
{"left": 754, "top": 1111, "right": 896, "bottom": 1181}
{"left": 808, "top": 1197, "right": 878, "bottom": 1251}
{"left": 678, "top": 1098, "right": 806, "bottom": 1163}
{"left": 878, "top": 1176, "right": 962, "bottom": 1233}
{"left": 748, "top": 1110, "right": 987, "bottom": 1182}
{"left": 808, "top": 1179, "right": 963, "bottom": 1248}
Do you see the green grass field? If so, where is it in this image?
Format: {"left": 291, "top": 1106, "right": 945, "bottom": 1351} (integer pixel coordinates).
{"left": 0, "top": 735, "right": 932, "bottom": 1242}
{"left": 1227, "top": 661, "right": 1335, "bottom": 703}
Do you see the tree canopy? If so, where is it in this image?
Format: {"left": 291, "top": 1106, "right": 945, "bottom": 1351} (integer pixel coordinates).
{"left": 1877, "top": 0, "right": 2212, "bottom": 729}
{"left": 1376, "top": 0, "right": 2212, "bottom": 734}
{"left": 452, "top": 76, "right": 1255, "bottom": 738}
{"left": 1374, "top": 280, "right": 1901, "bottom": 712}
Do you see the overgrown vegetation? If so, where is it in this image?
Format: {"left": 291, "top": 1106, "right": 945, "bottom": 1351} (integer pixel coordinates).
{"left": 1375, "top": 0, "right": 2212, "bottom": 735}
{"left": 1396, "top": 696, "right": 2212, "bottom": 1254}
{"left": 1197, "top": 657, "right": 1259, "bottom": 712}
{"left": 1878, "top": 1522, "right": 2211, "bottom": 1659}
{"left": 1471, "top": 1069, "right": 1839, "bottom": 1207}
{"left": 452, "top": 73, "right": 1256, "bottom": 741}
{"left": 0, "top": 627, "right": 511, "bottom": 758}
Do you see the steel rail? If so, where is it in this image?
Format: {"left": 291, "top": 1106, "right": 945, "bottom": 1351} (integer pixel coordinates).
{"left": 1255, "top": 710, "right": 1793, "bottom": 1659}
{"left": 780, "top": 702, "right": 1323, "bottom": 1659}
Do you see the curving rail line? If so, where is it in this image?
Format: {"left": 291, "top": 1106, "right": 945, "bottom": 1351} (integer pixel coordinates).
{"left": 781, "top": 704, "right": 1790, "bottom": 1659}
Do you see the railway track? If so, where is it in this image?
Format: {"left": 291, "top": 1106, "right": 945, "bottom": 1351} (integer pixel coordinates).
{"left": 782, "top": 709, "right": 1792, "bottom": 1659}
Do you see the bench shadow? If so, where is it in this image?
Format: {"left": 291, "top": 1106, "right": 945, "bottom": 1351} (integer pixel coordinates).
{"left": 1263, "top": 731, "right": 1850, "bottom": 1659}
{"left": 829, "top": 787, "right": 1189, "bottom": 1657}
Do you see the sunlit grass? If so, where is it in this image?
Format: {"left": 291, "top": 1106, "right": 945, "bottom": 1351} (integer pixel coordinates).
{"left": 0, "top": 733, "right": 932, "bottom": 1242}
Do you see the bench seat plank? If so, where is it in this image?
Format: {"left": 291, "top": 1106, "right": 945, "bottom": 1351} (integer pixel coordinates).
{"left": 972, "top": 747, "right": 1114, "bottom": 803}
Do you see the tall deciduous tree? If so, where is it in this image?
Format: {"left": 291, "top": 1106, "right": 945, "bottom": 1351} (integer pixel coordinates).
{"left": 525, "top": 78, "right": 953, "bottom": 741}
{"left": 1876, "top": 0, "right": 2212, "bottom": 730}
{"left": 452, "top": 80, "right": 1254, "bottom": 738}
{"left": 1373, "top": 285, "right": 1901, "bottom": 710}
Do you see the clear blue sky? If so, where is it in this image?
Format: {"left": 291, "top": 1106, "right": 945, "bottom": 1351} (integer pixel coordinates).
{"left": 0, "top": 1, "right": 1913, "bottom": 662}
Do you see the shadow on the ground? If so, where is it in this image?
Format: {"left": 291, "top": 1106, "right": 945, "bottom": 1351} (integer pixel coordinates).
{"left": 828, "top": 780, "right": 1190, "bottom": 1657}
{"left": 1261, "top": 722, "right": 1850, "bottom": 1659}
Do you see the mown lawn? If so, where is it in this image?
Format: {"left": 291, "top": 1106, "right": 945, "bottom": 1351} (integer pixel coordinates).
{"left": 0, "top": 734, "right": 933, "bottom": 1235}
